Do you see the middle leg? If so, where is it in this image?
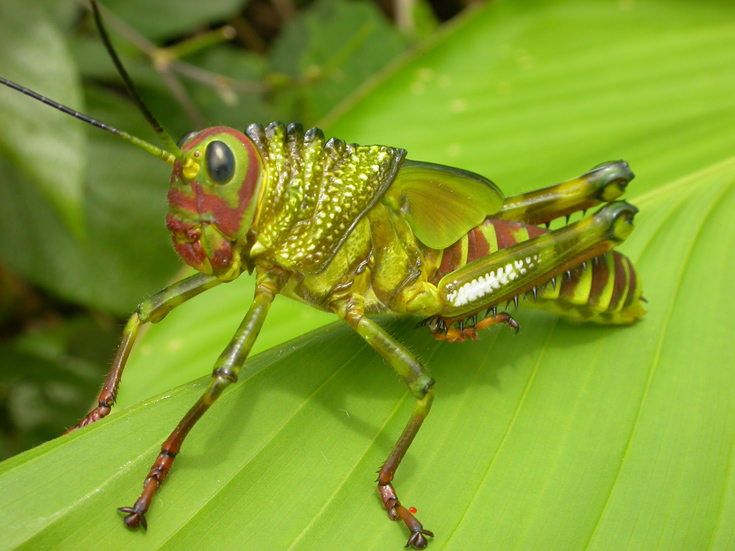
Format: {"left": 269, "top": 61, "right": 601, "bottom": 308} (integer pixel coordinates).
{"left": 333, "top": 297, "right": 435, "bottom": 549}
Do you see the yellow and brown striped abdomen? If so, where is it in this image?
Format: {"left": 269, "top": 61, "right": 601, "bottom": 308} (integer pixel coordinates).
{"left": 427, "top": 218, "right": 645, "bottom": 325}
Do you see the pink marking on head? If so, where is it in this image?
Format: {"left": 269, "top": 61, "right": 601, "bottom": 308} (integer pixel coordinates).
{"left": 197, "top": 154, "right": 260, "bottom": 237}
{"left": 166, "top": 215, "right": 208, "bottom": 272}
{"left": 186, "top": 127, "right": 261, "bottom": 238}
{"left": 166, "top": 127, "right": 261, "bottom": 276}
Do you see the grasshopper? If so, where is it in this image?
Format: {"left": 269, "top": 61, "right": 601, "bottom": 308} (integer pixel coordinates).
{"left": 0, "top": 1, "right": 645, "bottom": 548}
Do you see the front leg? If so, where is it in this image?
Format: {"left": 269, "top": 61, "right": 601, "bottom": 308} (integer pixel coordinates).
{"left": 333, "top": 297, "right": 435, "bottom": 549}
{"left": 119, "top": 265, "right": 285, "bottom": 529}
{"left": 66, "top": 273, "right": 222, "bottom": 433}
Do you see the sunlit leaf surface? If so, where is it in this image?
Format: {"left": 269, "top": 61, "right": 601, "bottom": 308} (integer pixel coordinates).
{"left": 2, "top": 1, "right": 735, "bottom": 550}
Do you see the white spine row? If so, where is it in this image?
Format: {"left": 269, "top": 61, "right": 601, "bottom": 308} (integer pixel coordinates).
{"left": 446, "top": 254, "right": 542, "bottom": 307}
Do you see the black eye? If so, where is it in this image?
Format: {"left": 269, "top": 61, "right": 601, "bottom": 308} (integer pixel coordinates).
{"left": 177, "top": 131, "right": 198, "bottom": 149}
{"left": 206, "top": 140, "right": 236, "bottom": 184}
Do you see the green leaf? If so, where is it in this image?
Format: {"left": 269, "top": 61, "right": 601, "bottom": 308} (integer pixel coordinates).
{"left": 0, "top": 0, "right": 85, "bottom": 238}
{"left": 104, "top": 0, "right": 248, "bottom": 40}
{"left": 0, "top": 85, "right": 181, "bottom": 313}
{"left": 0, "top": 0, "right": 188, "bottom": 313}
{"left": 269, "top": 0, "right": 406, "bottom": 123}
{"left": 2, "top": 0, "right": 735, "bottom": 550}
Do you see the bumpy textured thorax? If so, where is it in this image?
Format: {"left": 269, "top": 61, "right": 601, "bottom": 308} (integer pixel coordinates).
{"left": 245, "top": 122, "right": 407, "bottom": 275}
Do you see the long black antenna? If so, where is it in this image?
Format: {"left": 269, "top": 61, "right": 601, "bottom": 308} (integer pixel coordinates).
{"left": 89, "top": 0, "right": 183, "bottom": 160}
{"left": 0, "top": 75, "right": 177, "bottom": 165}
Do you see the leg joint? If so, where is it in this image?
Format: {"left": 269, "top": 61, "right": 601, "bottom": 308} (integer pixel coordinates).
{"left": 329, "top": 296, "right": 364, "bottom": 328}
{"left": 213, "top": 367, "right": 238, "bottom": 383}
{"left": 409, "top": 376, "right": 435, "bottom": 400}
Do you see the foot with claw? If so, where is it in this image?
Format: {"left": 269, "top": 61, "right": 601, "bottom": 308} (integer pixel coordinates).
{"left": 396, "top": 506, "right": 434, "bottom": 549}
{"left": 64, "top": 404, "right": 112, "bottom": 434}
{"left": 118, "top": 506, "right": 148, "bottom": 530}
{"left": 118, "top": 450, "right": 173, "bottom": 531}
{"left": 405, "top": 529, "right": 435, "bottom": 550}
{"left": 380, "top": 484, "right": 434, "bottom": 549}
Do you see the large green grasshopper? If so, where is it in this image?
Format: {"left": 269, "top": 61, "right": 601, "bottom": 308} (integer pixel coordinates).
{"left": 0, "top": 2, "right": 645, "bottom": 548}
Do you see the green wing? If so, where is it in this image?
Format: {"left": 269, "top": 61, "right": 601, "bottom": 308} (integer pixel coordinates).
{"left": 383, "top": 160, "right": 504, "bottom": 249}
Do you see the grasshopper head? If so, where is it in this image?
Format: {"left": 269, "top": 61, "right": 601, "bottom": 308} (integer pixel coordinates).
{"left": 166, "top": 127, "right": 264, "bottom": 281}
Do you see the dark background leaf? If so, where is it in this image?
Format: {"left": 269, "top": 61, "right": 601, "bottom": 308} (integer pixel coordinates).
{"left": 0, "top": 0, "right": 406, "bottom": 454}
{"left": 0, "top": 0, "right": 85, "bottom": 237}
{"left": 104, "top": 0, "right": 249, "bottom": 40}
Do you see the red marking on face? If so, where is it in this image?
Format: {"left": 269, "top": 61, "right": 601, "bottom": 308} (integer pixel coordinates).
{"left": 203, "top": 225, "right": 236, "bottom": 273}
{"left": 166, "top": 215, "right": 208, "bottom": 271}
{"left": 166, "top": 215, "right": 237, "bottom": 275}
{"left": 166, "top": 127, "right": 262, "bottom": 275}
{"left": 177, "top": 127, "right": 260, "bottom": 238}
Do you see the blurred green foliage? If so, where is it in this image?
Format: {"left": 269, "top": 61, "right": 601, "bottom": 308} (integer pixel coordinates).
{"left": 0, "top": 0, "right": 419, "bottom": 458}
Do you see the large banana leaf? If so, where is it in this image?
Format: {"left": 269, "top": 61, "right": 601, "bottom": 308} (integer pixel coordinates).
{"left": 2, "top": 0, "right": 735, "bottom": 550}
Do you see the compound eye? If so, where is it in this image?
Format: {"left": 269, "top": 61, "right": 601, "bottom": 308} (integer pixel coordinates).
{"left": 205, "top": 140, "right": 236, "bottom": 184}
{"left": 177, "top": 131, "right": 198, "bottom": 149}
